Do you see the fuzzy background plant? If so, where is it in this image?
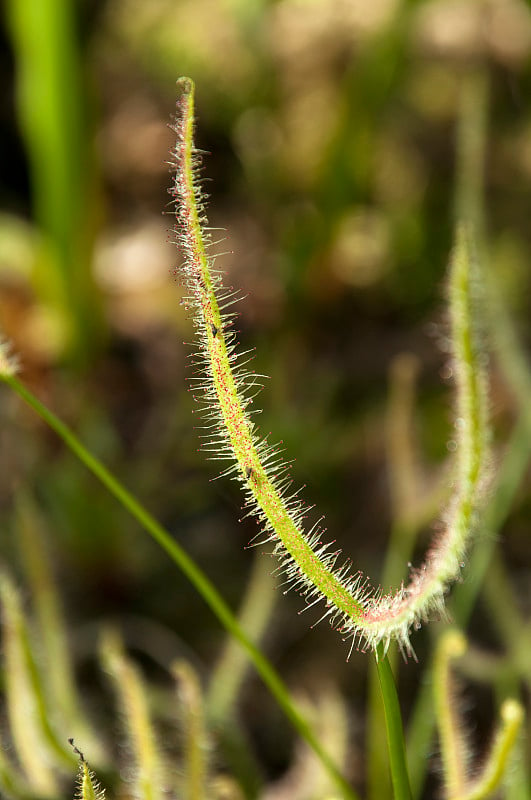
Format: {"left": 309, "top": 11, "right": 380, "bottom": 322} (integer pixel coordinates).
{"left": 0, "top": 1, "right": 530, "bottom": 798}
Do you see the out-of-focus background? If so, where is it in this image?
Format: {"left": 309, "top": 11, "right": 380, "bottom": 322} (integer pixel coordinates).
{"left": 1, "top": 0, "right": 530, "bottom": 797}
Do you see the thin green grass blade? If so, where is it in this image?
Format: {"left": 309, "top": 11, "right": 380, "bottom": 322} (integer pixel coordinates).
{"left": 207, "top": 554, "right": 276, "bottom": 725}
{"left": 375, "top": 646, "right": 412, "bottom": 800}
{"left": 0, "top": 373, "right": 357, "bottom": 800}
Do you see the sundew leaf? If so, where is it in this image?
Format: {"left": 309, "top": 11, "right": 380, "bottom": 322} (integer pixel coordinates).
{"left": 173, "top": 660, "right": 207, "bottom": 800}
{"left": 0, "top": 572, "right": 74, "bottom": 797}
{"left": 170, "top": 78, "right": 491, "bottom": 658}
{"left": 71, "top": 742, "right": 106, "bottom": 800}
{"left": 78, "top": 762, "right": 105, "bottom": 800}
{"left": 15, "top": 491, "right": 104, "bottom": 764}
{"left": 433, "top": 632, "right": 524, "bottom": 800}
{"left": 100, "top": 631, "right": 164, "bottom": 800}
{"left": 0, "top": 729, "right": 35, "bottom": 800}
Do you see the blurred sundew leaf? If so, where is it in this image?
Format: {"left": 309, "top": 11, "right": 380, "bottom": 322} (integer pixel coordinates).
{"left": 0, "top": 573, "right": 76, "bottom": 797}
{"left": 100, "top": 631, "right": 165, "bottom": 800}
{"left": 173, "top": 660, "right": 208, "bottom": 800}
{"left": 15, "top": 491, "right": 106, "bottom": 764}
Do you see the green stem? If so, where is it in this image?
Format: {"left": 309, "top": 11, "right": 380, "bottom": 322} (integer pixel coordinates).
{"left": 368, "top": 355, "right": 423, "bottom": 800}
{"left": 375, "top": 645, "right": 413, "bottom": 800}
{"left": 1, "top": 373, "right": 357, "bottom": 800}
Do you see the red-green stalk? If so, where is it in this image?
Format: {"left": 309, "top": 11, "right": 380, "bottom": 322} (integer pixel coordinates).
{"left": 170, "top": 78, "right": 491, "bottom": 659}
